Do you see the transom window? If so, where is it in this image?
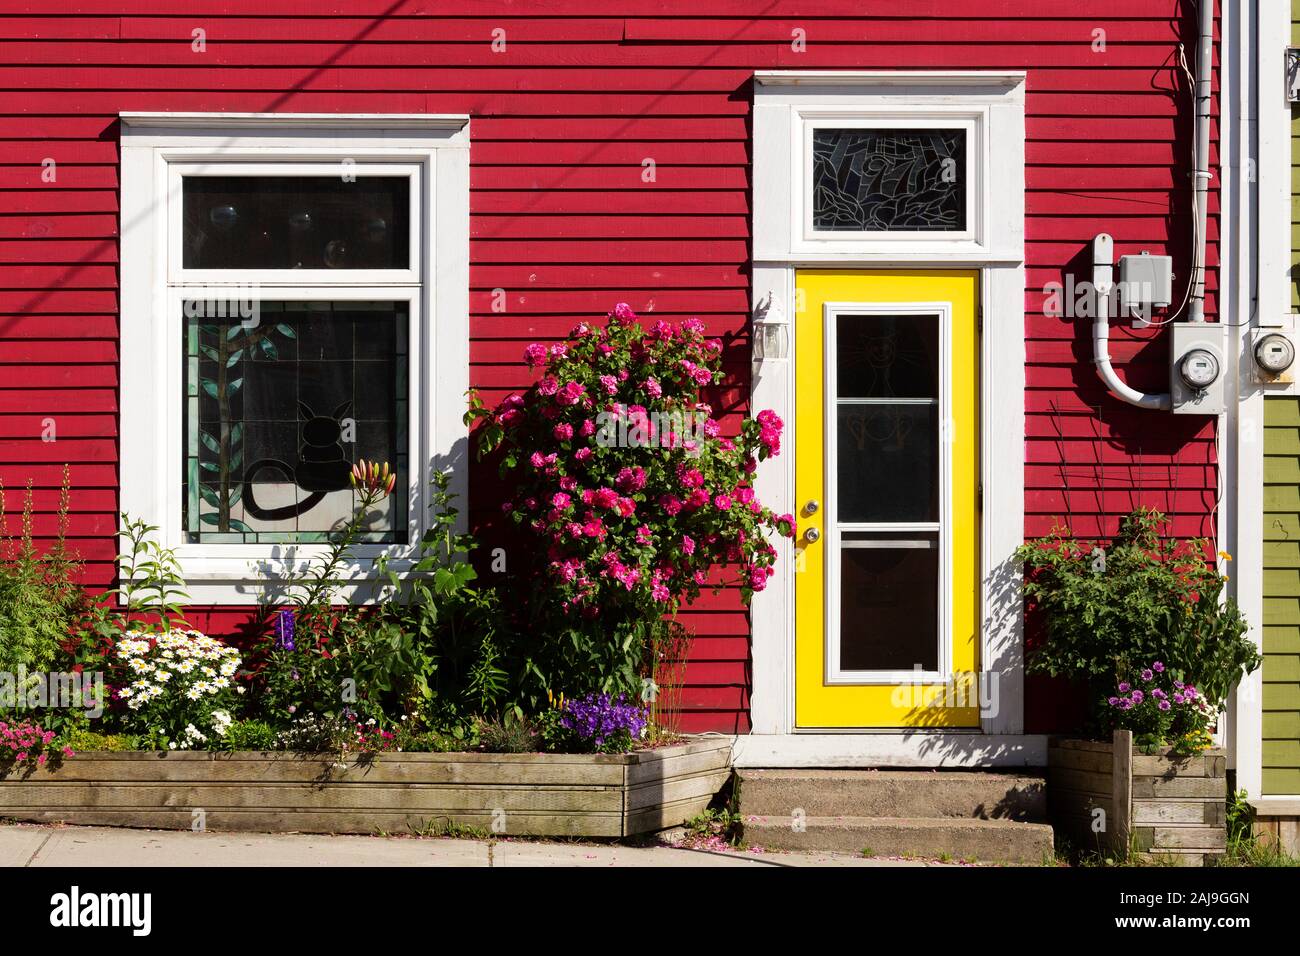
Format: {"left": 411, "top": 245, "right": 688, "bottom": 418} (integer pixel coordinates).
{"left": 802, "top": 118, "right": 976, "bottom": 242}
{"left": 812, "top": 128, "right": 966, "bottom": 232}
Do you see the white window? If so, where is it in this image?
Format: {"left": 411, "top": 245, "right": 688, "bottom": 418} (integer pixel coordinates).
{"left": 120, "top": 113, "right": 470, "bottom": 603}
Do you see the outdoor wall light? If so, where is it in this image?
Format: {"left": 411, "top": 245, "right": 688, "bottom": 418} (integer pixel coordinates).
{"left": 752, "top": 291, "right": 789, "bottom": 362}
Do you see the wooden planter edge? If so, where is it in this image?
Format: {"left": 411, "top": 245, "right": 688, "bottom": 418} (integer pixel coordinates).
{"left": 0, "top": 739, "right": 735, "bottom": 839}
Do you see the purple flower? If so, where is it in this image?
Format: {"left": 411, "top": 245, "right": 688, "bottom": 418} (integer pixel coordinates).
{"left": 1131, "top": 690, "right": 1144, "bottom": 704}
{"left": 1152, "top": 688, "right": 1166, "bottom": 700}
{"left": 1108, "top": 697, "right": 1120, "bottom": 706}
{"left": 1152, "top": 661, "right": 1165, "bottom": 673}
{"left": 1117, "top": 682, "right": 1130, "bottom": 693}
{"left": 274, "top": 609, "right": 296, "bottom": 652}
{"left": 1158, "top": 700, "right": 1172, "bottom": 711}
{"left": 559, "top": 692, "right": 647, "bottom": 750}
{"left": 1140, "top": 669, "right": 1153, "bottom": 681}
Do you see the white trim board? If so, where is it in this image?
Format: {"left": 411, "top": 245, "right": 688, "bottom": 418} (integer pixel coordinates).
{"left": 748, "top": 72, "right": 1027, "bottom": 746}
{"left": 1229, "top": 0, "right": 1293, "bottom": 798}
{"left": 119, "top": 112, "right": 471, "bottom": 604}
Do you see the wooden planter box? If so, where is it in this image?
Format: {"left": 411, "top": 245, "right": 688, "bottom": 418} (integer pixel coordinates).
{"left": 1048, "top": 729, "right": 1226, "bottom": 866}
{"left": 0, "top": 738, "right": 732, "bottom": 838}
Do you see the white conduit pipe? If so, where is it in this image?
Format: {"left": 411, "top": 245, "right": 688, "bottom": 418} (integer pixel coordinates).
{"left": 1188, "top": 0, "right": 1214, "bottom": 324}
{"left": 1091, "top": 1, "right": 1209, "bottom": 410}
{"left": 1092, "top": 233, "right": 1173, "bottom": 411}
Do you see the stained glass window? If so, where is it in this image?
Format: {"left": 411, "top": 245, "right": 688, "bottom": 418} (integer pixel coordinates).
{"left": 183, "top": 301, "right": 408, "bottom": 544}
{"left": 812, "top": 128, "right": 966, "bottom": 232}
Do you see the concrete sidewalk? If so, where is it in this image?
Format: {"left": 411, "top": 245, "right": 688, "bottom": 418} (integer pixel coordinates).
{"left": 0, "top": 823, "right": 947, "bottom": 867}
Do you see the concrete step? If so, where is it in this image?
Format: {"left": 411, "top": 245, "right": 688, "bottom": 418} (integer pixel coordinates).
{"left": 742, "top": 815, "right": 1055, "bottom": 864}
{"left": 737, "top": 769, "right": 1047, "bottom": 821}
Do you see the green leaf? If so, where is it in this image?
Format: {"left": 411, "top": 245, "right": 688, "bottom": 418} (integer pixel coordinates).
{"left": 201, "top": 381, "right": 220, "bottom": 400}
{"left": 276, "top": 323, "right": 297, "bottom": 339}
{"left": 226, "top": 350, "right": 244, "bottom": 367}
{"left": 200, "top": 431, "right": 221, "bottom": 455}
{"left": 199, "top": 485, "right": 222, "bottom": 508}
{"left": 228, "top": 519, "right": 253, "bottom": 533}
{"left": 227, "top": 378, "right": 243, "bottom": 393}
{"left": 199, "top": 345, "right": 219, "bottom": 362}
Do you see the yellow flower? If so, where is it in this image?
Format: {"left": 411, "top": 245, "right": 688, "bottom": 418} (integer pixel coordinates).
{"left": 1218, "top": 551, "right": 1232, "bottom": 562}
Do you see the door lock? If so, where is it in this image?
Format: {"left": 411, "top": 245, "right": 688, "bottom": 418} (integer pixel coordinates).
{"left": 804, "top": 499, "right": 820, "bottom": 516}
{"left": 804, "top": 527, "right": 821, "bottom": 544}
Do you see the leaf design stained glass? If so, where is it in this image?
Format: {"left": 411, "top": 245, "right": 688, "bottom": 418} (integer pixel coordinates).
{"left": 812, "top": 128, "right": 966, "bottom": 232}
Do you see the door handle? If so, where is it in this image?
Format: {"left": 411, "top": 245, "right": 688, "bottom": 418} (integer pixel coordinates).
{"left": 804, "top": 527, "right": 821, "bottom": 544}
{"left": 804, "top": 499, "right": 820, "bottom": 515}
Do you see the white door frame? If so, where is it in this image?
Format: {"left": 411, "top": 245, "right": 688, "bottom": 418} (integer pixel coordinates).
{"left": 743, "top": 72, "right": 1035, "bottom": 767}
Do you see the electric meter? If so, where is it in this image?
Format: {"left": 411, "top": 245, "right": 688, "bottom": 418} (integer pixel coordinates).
{"left": 1179, "top": 348, "right": 1220, "bottom": 389}
{"left": 1255, "top": 333, "right": 1296, "bottom": 375}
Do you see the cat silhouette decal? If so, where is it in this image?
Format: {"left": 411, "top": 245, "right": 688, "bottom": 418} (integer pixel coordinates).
{"left": 242, "top": 400, "right": 354, "bottom": 522}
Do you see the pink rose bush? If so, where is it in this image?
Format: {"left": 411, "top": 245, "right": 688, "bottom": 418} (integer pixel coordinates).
{"left": 468, "top": 303, "right": 795, "bottom": 695}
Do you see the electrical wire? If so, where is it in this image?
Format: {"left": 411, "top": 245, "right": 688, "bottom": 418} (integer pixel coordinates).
{"left": 1132, "top": 40, "right": 1199, "bottom": 328}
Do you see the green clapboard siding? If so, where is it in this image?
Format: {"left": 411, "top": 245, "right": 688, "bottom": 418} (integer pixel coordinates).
{"left": 1263, "top": 396, "right": 1300, "bottom": 793}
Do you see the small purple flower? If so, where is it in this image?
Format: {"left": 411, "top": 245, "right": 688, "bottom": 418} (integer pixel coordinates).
{"left": 559, "top": 692, "right": 647, "bottom": 750}
{"left": 1174, "top": 680, "right": 1185, "bottom": 689}
{"left": 1117, "top": 682, "right": 1131, "bottom": 693}
{"left": 1173, "top": 692, "right": 1185, "bottom": 705}
{"left": 1185, "top": 686, "right": 1198, "bottom": 699}
{"left": 1158, "top": 700, "right": 1171, "bottom": 711}
{"left": 1152, "top": 688, "right": 1166, "bottom": 700}
{"left": 1152, "top": 661, "right": 1165, "bottom": 673}
{"left": 274, "top": 609, "right": 296, "bottom": 652}
{"left": 1140, "top": 669, "right": 1153, "bottom": 682}
{"left": 1108, "top": 697, "right": 1120, "bottom": 706}
{"left": 1131, "top": 690, "right": 1144, "bottom": 704}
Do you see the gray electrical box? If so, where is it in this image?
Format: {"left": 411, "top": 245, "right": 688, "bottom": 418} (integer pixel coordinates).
{"left": 1170, "top": 322, "right": 1227, "bottom": 415}
{"left": 1118, "top": 251, "right": 1174, "bottom": 315}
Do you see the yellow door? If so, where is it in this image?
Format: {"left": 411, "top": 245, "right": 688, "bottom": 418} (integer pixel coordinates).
{"left": 795, "top": 270, "right": 980, "bottom": 728}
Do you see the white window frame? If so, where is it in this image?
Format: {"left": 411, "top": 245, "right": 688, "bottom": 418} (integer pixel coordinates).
{"left": 801, "top": 114, "right": 980, "bottom": 245}
{"left": 823, "top": 302, "right": 953, "bottom": 685}
{"left": 120, "top": 113, "right": 470, "bottom": 604}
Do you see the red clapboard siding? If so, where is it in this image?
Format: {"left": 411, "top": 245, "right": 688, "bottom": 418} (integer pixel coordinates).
{"left": 0, "top": 1, "right": 1220, "bottom": 736}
